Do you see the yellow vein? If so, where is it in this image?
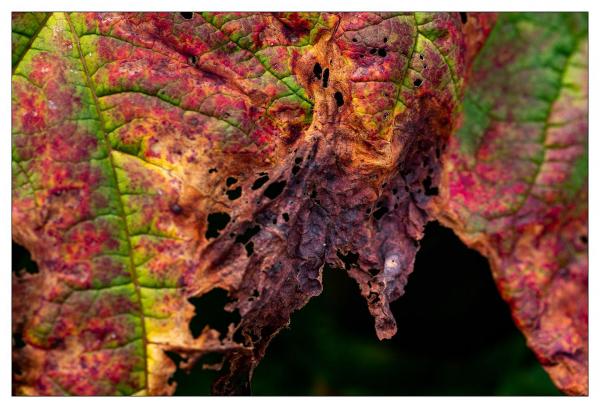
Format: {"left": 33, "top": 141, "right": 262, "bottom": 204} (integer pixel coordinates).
{"left": 64, "top": 12, "right": 149, "bottom": 391}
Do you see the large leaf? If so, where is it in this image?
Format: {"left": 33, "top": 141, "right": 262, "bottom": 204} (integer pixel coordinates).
{"left": 11, "top": 12, "right": 586, "bottom": 396}
{"left": 432, "top": 13, "right": 588, "bottom": 395}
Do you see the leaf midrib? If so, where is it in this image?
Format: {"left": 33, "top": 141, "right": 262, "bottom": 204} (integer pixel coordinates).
{"left": 64, "top": 12, "right": 149, "bottom": 393}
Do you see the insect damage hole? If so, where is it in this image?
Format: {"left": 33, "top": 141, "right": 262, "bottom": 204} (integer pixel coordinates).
{"left": 251, "top": 174, "right": 270, "bottom": 190}
{"left": 226, "top": 187, "right": 242, "bottom": 200}
{"left": 235, "top": 225, "right": 261, "bottom": 257}
{"left": 313, "top": 63, "right": 322, "bottom": 80}
{"left": 423, "top": 176, "right": 439, "bottom": 196}
{"left": 334, "top": 91, "right": 344, "bottom": 107}
{"left": 205, "top": 212, "right": 231, "bottom": 239}
{"left": 322, "top": 68, "right": 330, "bottom": 88}
{"left": 180, "top": 12, "right": 194, "bottom": 19}
{"left": 170, "top": 203, "right": 183, "bottom": 215}
{"left": 460, "top": 12, "right": 468, "bottom": 24}
{"left": 188, "top": 289, "right": 241, "bottom": 339}
{"left": 263, "top": 180, "right": 287, "bottom": 200}
{"left": 372, "top": 205, "right": 389, "bottom": 220}
{"left": 336, "top": 250, "right": 359, "bottom": 270}
{"left": 168, "top": 351, "right": 223, "bottom": 396}
{"left": 13, "top": 332, "right": 26, "bottom": 349}
{"left": 12, "top": 241, "right": 38, "bottom": 276}
{"left": 413, "top": 78, "right": 423, "bottom": 88}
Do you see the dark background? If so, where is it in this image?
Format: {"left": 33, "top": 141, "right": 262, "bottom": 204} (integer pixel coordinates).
{"left": 13, "top": 221, "right": 560, "bottom": 395}
{"left": 173, "top": 221, "right": 560, "bottom": 395}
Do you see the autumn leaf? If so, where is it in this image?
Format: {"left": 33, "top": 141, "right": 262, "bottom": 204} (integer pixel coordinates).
{"left": 11, "top": 12, "right": 587, "bottom": 396}
{"left": 432, "top": 13, "right": 588, "bottom": 395}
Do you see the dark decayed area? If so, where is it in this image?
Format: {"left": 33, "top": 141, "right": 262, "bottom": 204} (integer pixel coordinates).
{"left": 12, "top": 221, "right": 559, "bottom": 395}
{"left": 170, "top": 221, "right": 559, "bottom": 395}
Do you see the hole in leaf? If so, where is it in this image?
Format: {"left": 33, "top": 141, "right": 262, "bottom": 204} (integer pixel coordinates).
{"left": 170, "top": 203, "right": 183, "bottom": 215}
{"left": 580, "top": 235, "right": 588, "bottom": 244}
{"left": 226, "top": 186, "right": 242, "bottom": 200}
{"left": 334, "top": 91, "right": 344, "bottom": 107}
{"left": 226, "top": 176, "right": 238, "bottom": 187}
{"left": 368, "top": 268, "right": 380, "bottom": 276}
{"left": 413, "top": 78, "right": 423, "bottom": 87}
{"left": 188, "top": 55, "right": 198, "bottom": 66}
{"left": 370, "top": 48, "right": 377, "bottom": 55}
{"left": 423, "top": 176, "right": 439, "bottom": 196}
{"left": 180, "top": 12, "right": 194, "bottom": 20}
{"left": 188, "top": 288, "right": 240, "bottom": 339}
{"left": 378, "top": 48, "right": 387, "bottom": 57}
{"left": 313, "top": 63, "right": 322, "bottom": 80}
{"left": 12, "top": 241, "right": 38, "bottom": 275}
{"left": 169, "top": 351, "right": 223, "bottom": 396}
{"left": 205, "top": 212, "right": 231, "bottom": 239}
{"left": 252, "top": 174, "right": 270, "bottom": 190}
{"left": 13, "top": 332, "right": 26, "bottom": 349}
{"left": 282, "top": 213, "right": 290, "bottom": 222}
{"left": 352, "top": 37, "right": 357, "bottom": 42}
{"left": 383, "top": 37, "right": 388, "bottom": 43}
{"left": 322, "top": 68, "right": 329, "bottom": 88}
{"left": 165, "top": 350, "right": 187, "bottom": 371}
{"left": 292, "top": 165, "right": 301, "bottom": 175}
{"left": 295, "top": 157, "right": 303, "bottom": 164}
{"left": 208, "top": 168, "right": 218, "bottom": 174}
{"left": 460, "top": 12, "right": 468, "bottom": 24}
{"left": 235, "top": 225, "right": 261, "bottom": 245}
{"left": 263, "top": 180, "right": 287, "bottom": 200}
{"left": 336, "top": 250, "right": 359, "bottom": 270}
{"left": 244, "top": 242, "right": 255, "bottom": 257}
{"left": 372, "top": 206, "right": 389, "bottom": 220}
{"left": 419, "top": 54, "right": 424, "bottom": 60}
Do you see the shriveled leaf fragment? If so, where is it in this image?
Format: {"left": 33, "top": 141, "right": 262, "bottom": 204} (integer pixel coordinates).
{"left": 432, "top": 13, "right": 588, "bottom": 395}
{"left": 12, "top": 12, "right": 494, "bottom": 395}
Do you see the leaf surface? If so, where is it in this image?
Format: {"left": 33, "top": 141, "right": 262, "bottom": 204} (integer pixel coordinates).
{"left": 12, "top": 11, "right": 586, "bottom": 396}
{"left": 431, "top": 13, "right": 588, "bottom": 395}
